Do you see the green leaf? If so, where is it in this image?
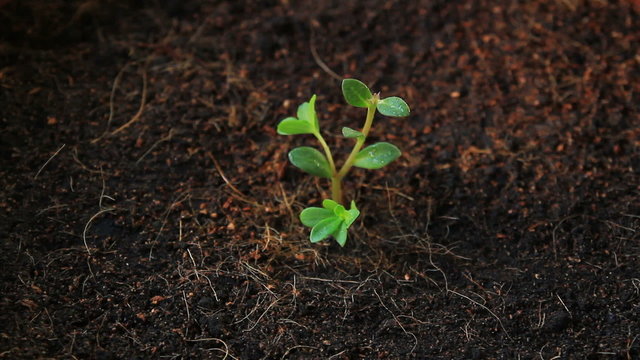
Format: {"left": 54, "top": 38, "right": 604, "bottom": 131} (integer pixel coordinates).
{"left": 332, "top": 204, "right": 347, "bottom": 217}
{"left": 376, "top": 96, "right": 410, "bottom": 117}
{"left": 322, "top": 199, "right": 340, "bottom": 211}
{"left": 296, "top": 95, "right": 318, "bottom": 131}
{"left": 342, "top": 126, "right": 364, "bottom": 139}
{"left": 331, "top": 201, "right": 359, "bottom": 247}
{"left": 345, "top": 200, "right": 360, "bottom": 227}
{"left": 288, "top": 147, "right": 333, "bottom": 178}
{"left": 300, "top": 207, "right": 333, "bottom": 227}
{"left": 353, "top": 142, "right": 401, "bottom": 169}
{"left": 277, "top": 117, "right": 314, "bottom": 135}
{"left": 332, "top": 222, "right": 349, "bottom": 247}
{"left": 342, "top": 79, "right": 373, "bottom": 108}
{"left": 310, "top": 216, "right": 342, "bottom": 243}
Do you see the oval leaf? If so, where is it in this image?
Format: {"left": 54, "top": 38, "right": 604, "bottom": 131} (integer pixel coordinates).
{"left": 353, "top": 142, "right": 401, "bottom": 169}
{"left": 310, "top": 217, "right": 342, "bottom": 243}
{"left": 300, "top": 207, "right": 333, "bottom": 227}
{"left": 288, "top": 147, "right": 333, "bottom": 178}
{"left": 277, "top": 117, "right": 314, "bottom": 135}
{"left": 342, "top": 126, "right": 364, "bottom": 139}
{"left": 376, "top": 96, "right": 410, "bottom": 117}
{"left": 342, "top": 79, "right": 373, "bottom": 108}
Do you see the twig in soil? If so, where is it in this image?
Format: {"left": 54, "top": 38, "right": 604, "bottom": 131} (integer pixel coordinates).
{"left": 91, "top": 62, "right": 130, "bottom": 144}
{"left": 85, "top": 257, "right": 96, "bottom": 283}
{"left": 98, "top": 166, "right": 115, "bottom": 209}
{"left": 361, "top": 183, "right": 414, "bottom": 201}
{"left": 241, "top": 294, "right": 281, "bottom": 332}
{"left": 299, "top": 276, "right": 361, "bottom": 284}
{"left": 278, "top": 183, "right": 296, "bottom": 226}
{"left": 71, "top": 147, "right": 106, "bottom": 174}
{"left": 116, "top": 322, "right": 148, "bottom": 349}
{"left": 461, "top": 317, "right": 478, "bottom": 341}
{"left": 36, "top": 204, "right": 68, "bottom": 216}
{"left": 535, "top": 301, "right": 546, "bottom": 329}
{"left": 555, "top": 293, "right": 572, "bottom": 318}
{"left": 241, "top": 262, "right": 275, "bottom": 295}
{"left": 186, "top": 248, "right": 200, "bottom": 281}
{"left": 33, "top": 144, "right": 66, "bottom": 180}
{"left": 384, "top": 182, "right": 414, "bottom": 245}
{"left": 448, "top": 289, "right": 512, "bottom": 340}
{"left": 109, "top": 67, "right": 148, "bottom": 136}
{"left": 424, "top": 236, "right": 512, "bottom": 339}
{"left": 310, "top": 30, "right": 341, "bottom": 81}
{"left": 186, "top": 338, "right": 237, "bottom": 360}
{"left": 195, "top": 97, "right": 222, "bottom": 131}
{"left": 604, "top": 219, "right": 637, "bottom": 234}
{"left": 0, "top": 350, "right": 14, "bottom": 357}
{"left": 136, "top": 128, "right": 175, "bottom": 165}
{"left": 627, "top": 331, "right": 639, "bottom": 360}
{"left": 631, "top": 278, "right": 640, "bottom": 297}
{"left": 65, "top": 333, "right": 77, "bottom": 358}
{"left": 82, "top": 207, "right": 116, "bottom": 255}
{"left": 207, "top": 151, "right": 262, "bottom": 208}
{"left": 261, "top": 223, "right": 277, "bottom": 250}
{"left": 199, "top": 273, "right": 219, "bottom": 302}
{"left": 373, "top": 289, "right": 418, "bottom": 354}
{"left": 182, "top": 290, "right": 190, "bottom": 323}
{"left": 280, "top": 345, "right": 319, "bottom": 360}
{"left": 150, "top": 190, "right": 191, "bottom": 260}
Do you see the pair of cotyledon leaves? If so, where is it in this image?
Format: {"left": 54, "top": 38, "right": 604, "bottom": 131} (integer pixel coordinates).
{"left": 277, "top": 79, "right": 410, "bottom": 179}
{"left": 300, "top": 199, "right": 360, "bottom": 246}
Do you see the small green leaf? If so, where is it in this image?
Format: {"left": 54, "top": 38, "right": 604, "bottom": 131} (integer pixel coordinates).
{"left": 332, "top": 204, "right": 347, "bottom": 217}
{"left": 376, "top": 96, "right": 410, "bottom": 117}
{"left": 277, "top": 117, "right": 314, "bottom": 135}
{"left": 296, "top": 95, "right": 318, "bottom": 131}
{"left": 345, "top": 201, "right": 360, "bottom": 227}
{"left": 310, "top": 217, "right": 342, "bottom": 243}
{"left": 353, "top": 142, "right": 401, "bottom": 169}
{"left": 332, "top": 222, "right": 349, "bottom": 247}
{"left": 342, "top": 127, "right": 364, "bottom": 139}
{"left": 322, "top": 199, "right": 340, "bottom": 211}
{"left": 288, "top": 147, "right": 333, "bottom": 178}
{"left": 342, "top": 79, "right": 373, "bottom": 108}
{"left": 331, "top": 201, "right": 359, "bottom": 247}
{"left": 300, "top": 207, "right": 333, "bottom": 227}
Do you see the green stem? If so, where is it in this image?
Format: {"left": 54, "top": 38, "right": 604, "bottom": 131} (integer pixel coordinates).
{"left": 331, "top": 177, "right": 342, "bottom": 205}
{"left": 314, "top": 132, "right": 337, "bottom": 174}
{"left": 314, "top": 132, "right": 341, "bottom": 203}
{"left": 314, "top": 95, "right": 379, "bottom": 205}
{"left": 336, "top": 98, "right": 379, "bottom": 181}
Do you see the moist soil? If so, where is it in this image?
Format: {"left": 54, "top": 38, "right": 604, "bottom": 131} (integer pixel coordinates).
{"left": 1, "top": 1, "right": 639, "bottom": 359}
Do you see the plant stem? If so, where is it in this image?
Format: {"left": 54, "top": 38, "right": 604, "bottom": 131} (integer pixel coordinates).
{"left": 313, "top": 132, "right": 341, "bottom": 203}
{"left": 336, "top": 98, "right": 379, "bottom": 181}
{"left": 331, "top": 177, "right": 342, "bottom": 204}
{"left": 315, "top": 95, "right": 379, "bottom": 205}
{"left": 314, "top": 133, "right": 336, "bottom": 174}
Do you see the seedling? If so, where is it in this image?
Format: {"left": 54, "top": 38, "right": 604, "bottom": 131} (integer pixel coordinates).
{"left": 278, "top": 79, "right": 409, "bottom": 246}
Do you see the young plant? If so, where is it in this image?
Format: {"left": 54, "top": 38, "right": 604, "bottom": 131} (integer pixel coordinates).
{"left": 277, "top": 79, "right": 409, "bottom": 246}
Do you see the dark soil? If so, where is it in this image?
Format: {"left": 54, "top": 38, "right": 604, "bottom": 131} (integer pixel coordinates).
{"left": 1, "top": 0, "right": 639, "bottom": 359}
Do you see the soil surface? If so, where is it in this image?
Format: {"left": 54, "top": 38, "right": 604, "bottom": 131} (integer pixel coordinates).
{"left": 1, "top": 0, "right": 639, "bottom": 359}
